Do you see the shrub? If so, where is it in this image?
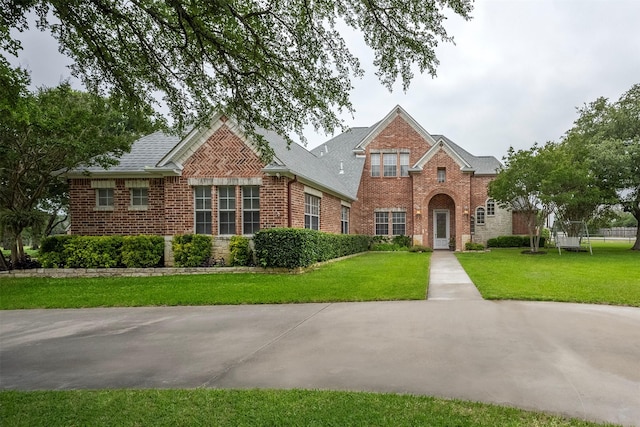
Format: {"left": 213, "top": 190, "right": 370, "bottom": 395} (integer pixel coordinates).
{"left": 254, "top": 228, "right": 370, "bottom": 268}
{"left": 63, "top": 236, "right": 122, "bottom": 268}
{"left": 229, "top": 235, "right": 252, "bottom": 266}
{"left": 487, "top": 235, "right": 546, "bottom": 248}
{"left": 121, "top": 235, "right": 164, "bottom": 268}
{"left": 391, "top": 235, "right": 412, "bottom": 248}
{"left": 39, "top": 235, "right": 74, "bottom": 268}
{"left": 465, "top": 242, "right": 485, "bottom": 251}
{"left": 408, "top": 245, "right": 432, "bottom": 253}
{"left": 371, "top": 243, "right": 404, "bottom": 251}
{"left": 172, "top": 234, "right": 212, "bottom": 267}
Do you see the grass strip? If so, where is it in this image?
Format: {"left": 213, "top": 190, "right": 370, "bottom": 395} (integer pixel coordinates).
{"left": 456, "top": 242, "right": 640, "bottom": 307}
{"left": 0, "top": 389, "right": 614, "bottom": 427}
{"left": 0, "top": 252, "right": 429, "bottom": 309}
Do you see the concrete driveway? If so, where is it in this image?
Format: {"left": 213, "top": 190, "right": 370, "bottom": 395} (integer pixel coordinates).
{"left": 1, "top": 300, "right": 639, "bottom": 426}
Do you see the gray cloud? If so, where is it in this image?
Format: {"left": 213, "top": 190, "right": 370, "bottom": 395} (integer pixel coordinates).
{"left": 8, "top": 0, "right": 640, "bottom": 161}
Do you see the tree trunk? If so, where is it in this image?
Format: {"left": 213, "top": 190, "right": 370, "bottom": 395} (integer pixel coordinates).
{"left": 631, "top": 206, "right": 640, "bottom": 251}
{"left": 0, "top": 251, "right": 8, "bottom": 271}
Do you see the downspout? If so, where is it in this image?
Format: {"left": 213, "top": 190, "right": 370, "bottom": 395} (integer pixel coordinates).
{"left": 410, "top": 173, "right": 415, "bottom": 243}
{"left": 287, "top": 175, "right": 298, "bottom": 228}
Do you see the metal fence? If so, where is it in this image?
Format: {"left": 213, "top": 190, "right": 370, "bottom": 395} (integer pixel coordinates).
{"left": 593, "top": 227, "right": 637, "bottom": 243}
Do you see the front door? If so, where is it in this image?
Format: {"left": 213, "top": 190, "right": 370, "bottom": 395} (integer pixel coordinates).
{"left": 433, "top": 210, "right": 450, "bottom": 249}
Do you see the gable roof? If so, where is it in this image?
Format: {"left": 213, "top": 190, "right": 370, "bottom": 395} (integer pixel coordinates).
{"left": 353, "top": 105, "right": 437, "bottom": 153}
{"left": 67, "top": 106, "right": 500, "bottom": 197}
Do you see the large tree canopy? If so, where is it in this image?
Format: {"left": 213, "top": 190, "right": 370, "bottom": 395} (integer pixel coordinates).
{"left": 0, "top": 64, "right": 158, "bottom": 268}
{"left": 1, "top": 0, "right": 473, "bottom": 154}
{"left": 566, "top": 84, "right": 640, "bottom": 250}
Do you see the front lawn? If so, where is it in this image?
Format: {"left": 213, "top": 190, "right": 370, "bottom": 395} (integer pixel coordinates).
{"left": 0, "top": 252, "right": 429, "bottom": 309}
{"left": 456, "top": 242, "right": 640, "bottom": 306}
{"left": 0, "top": 389, "right": 610, "bottom": 427}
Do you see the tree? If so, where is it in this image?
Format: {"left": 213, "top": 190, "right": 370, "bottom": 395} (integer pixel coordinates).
{"left": 1, "top": 0, "right": 473, "bottom": 156}
{"left": 0, "top": 64, "right": 158, "bottom": 269}
{"left": 488, "top": 143, "right": 557, "bottom": 253}
{"left": 567, "top": 84, "right": 640, "bottom": 250}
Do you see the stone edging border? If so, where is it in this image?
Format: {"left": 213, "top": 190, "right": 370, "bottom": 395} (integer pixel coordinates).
{"left": 0, "top": 253, "right": 363, "bottom": 279}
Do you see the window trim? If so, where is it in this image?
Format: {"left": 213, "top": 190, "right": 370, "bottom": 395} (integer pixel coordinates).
{"left": 95, "top": 188, "right": 114, "bottom": 211}
{"left": 375, "top": 211, "right": 389, "bottom": 236}
{"left": 194, "top": 186, "right": 212, "bottom": 234}
{"left": 392, "top": 211, "right": 406, "bottom": 236}
{"left": 129, "top": 187, "right": 148, "bottom": 210}
{"left": 242, "top": 186, "right": 260, "bottom": 235}
{"left": 370, "top": 153, "right": 381, "bottom": 177}
{"left": 218, "top": 185, "right": 236, "bottom": 235}
{"left": 476, "top": 207, "right": 486, "bottom": 225}
{"left": 304, "top": 193, "right": 320, "bottom": 230}
{"left": 486, "top": 198, "right": 496, "bottom": 216}
{"left": 400, "top": 153, "right": 410, "bottom": 177}
{"left": 341, "top": 205, "right": 350, "bottom": 234}
{"left": 383, "top": 153, "right": 397, "bottom": 177}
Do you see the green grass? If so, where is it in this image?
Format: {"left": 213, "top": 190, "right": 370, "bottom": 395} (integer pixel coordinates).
{"left": 1, "top": 247, "right": 39, "bottom": 258}
{"left": 0, "top": 389, "right": 613, "bottom": 427}
{"left": 456, "top": 242, "right": 640, "bottom": 306}
{"left": 0, "top": 252, "right": 429, "bottom": 309}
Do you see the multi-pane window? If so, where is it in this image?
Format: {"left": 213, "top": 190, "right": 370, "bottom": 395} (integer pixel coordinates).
{"left": 341, "top": 206, "right": 350, "bottom": 234}
{"left": 96, "top": 188, "right": 114, "bottom": 209}
{"left": 400, "top": 153, "right": 410, "bottom": 177}
{"left": 375, "top": 212, "right": 389, "bottom": 235}
{"left": 486, "top": 199, "right": 496, "bottom": 216}
{"left": 437, "top": 167, "right": 446, "bottom": 183}
{"left": 218, "top": 186, "right": 236, "bottom": 235}
{"left": 476, "top": 207, "right": 486, "bottom": 225}
{"left": 130, "top": 188, "right": 148, "bottom": 207}
{"left": 470, "top": 216, "right": 476, "bottom": 234}
{"left": 242, "top": 186, "right": 260, "bottom": 234}
{"left": 370, "top": 153, "right": 381, "bottom": 177}
{"left": 304, "top": 194, "right": 320, "bottom": 230}
{"left": 383, "top": 153, "right": 397, "bottom": 177}
{"left": 392, "top": 212, "right": 406, "bottom": 236}
{"left": 194, "top": 186, "right": 212, "bottom": 234}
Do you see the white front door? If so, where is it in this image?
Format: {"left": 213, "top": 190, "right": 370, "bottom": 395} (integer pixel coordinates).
{"left": 433, "top": 210, "right": 450, "bottom": 249}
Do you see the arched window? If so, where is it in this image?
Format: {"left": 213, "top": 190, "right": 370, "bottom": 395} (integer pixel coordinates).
{"left": 476, "top": 207, "right": 485, "bottom": 225}
{"left": 486, "top": 199, "right": 496, "bottom": 216}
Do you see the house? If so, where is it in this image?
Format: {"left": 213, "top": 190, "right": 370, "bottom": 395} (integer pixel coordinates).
{"left": 66, "top": 106, "right": 512, "bottom": 264}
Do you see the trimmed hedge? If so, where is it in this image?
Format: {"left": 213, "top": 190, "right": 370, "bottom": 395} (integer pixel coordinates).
{"left": 39, "top": 235, "right": 164, "bottom": 268}
{"left": 254, "top": 228, "right": 370, "bottom": 268}
{"left": 487, "top": 235, "right": 546, "bottom": 248}
{"left": 229, "top": 235, "right": 252, "bottom": 266}
{"left": 465, "top": 242, "right": 485, "bottom": 251}
{"left": 172, "top": 234, "right": 212, "bottom": 267}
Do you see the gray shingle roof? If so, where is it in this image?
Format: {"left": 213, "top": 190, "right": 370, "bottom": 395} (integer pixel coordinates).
{"left": 432, "top": 135, "right": 502, "bottom": 175}
{"left": 76, "top": 131, "right": 181, "bottom": 174}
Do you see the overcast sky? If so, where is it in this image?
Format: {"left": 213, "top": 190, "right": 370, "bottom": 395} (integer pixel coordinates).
{"left": 8, "top": 0, "right": 640, "bottom": 160}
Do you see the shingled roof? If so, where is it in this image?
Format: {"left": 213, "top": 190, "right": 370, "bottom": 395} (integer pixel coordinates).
{"left": 68, "top": 107, "right": 500, "bottom": 200}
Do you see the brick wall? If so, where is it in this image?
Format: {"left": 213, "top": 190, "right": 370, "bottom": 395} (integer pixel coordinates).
{"left": 69, "top": 178, "right": 165, "bottom": 235}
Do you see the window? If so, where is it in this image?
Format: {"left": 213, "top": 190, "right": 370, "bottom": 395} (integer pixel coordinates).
{"left": 486, "top": 199, "right": 496, "bottom": 216}
{"left": 375, "top": 212, "right": 389, "bottom": 235}
{"left": 437, "top": 168, "right": 446, "bottom": 183}
{"left": 341, "top": 206, "right": 349, "bottom": 234}
{"left": 383, "top": 153, "right": 397, "bottom": 177}
{"left": 476, "top": 207, "right": 485, "bottom": 225}
{"left": 370, "top": 153, "right": 380, "bottom": 177}
{"left": 304, "top": 194, "right": 320, "bottom": 230}
{"left": 392, "top": 212, "right": 406, "bottom": 236}
{"left": 218, "top": 186, "right": 236, "bottom": 235}
{"left": 96, "top": 188, "right": 114, "bottom": 209}
{"left": 470, "top": 216, "right": 476, "bottom": 234}
{"left": 242, "top": 186, "right": 260, "bottom": 234}
{"left": 194, "top": 186, "right": 212, "bottom": 234}
{"left": 130, "top": 188, "right": 148, "bottom": 208}
{"left": 400, "top": 153, "right": 410, "bottom": 177}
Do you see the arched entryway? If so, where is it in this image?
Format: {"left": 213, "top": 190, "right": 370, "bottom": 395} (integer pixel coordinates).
{"left": 427, "top": 194, "right": 456, "bottom": 249}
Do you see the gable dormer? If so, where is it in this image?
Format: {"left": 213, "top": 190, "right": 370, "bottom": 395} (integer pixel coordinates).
{"left": 411, "top": 137, "right": 475, "bottom": 173}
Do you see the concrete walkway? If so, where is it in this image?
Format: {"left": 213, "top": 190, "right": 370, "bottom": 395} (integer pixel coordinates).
{"left": 1, "top": 255, "right": 639, "bottom": 427}
{"left": 428, "top": 250, "right": 483, "bottom": 300}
